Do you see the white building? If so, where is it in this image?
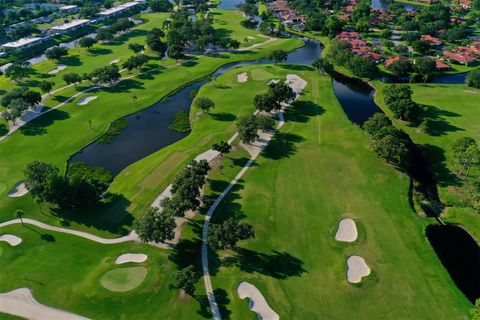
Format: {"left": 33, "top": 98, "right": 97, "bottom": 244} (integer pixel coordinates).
{"left": 98, "top": 2, "right": 142, "bottom": 19}
{"left": 1, "top": 37, "right": 43, "bottom": 50}
{"left": 51, "top": 19, "right": 91, "bottom": 34}
{"left": 59, "top": 5, "right": 79, "bottom": 13}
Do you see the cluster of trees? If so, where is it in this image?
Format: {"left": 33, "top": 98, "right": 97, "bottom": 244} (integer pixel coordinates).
{"left": 146, "top": 27, "right": 167, "bottom": 56}
{"left": 326, "top": 40, "right": 378, "bottom": 78}
{"left": 363, "top": 113, "right": 412, "bottom": 169}
{"left": 78, "top": 37, "right": 97, "bottom": 50}
{"left": 253, "top": 80, "right": 296, "bottom": 112}
{"left": 287, "top": 0, "right": 344, "bottom": 36}
{"left": 96, "top": 18, "right": 134, "bottom": 42}
{"left": 312, "top": 58, "right": 334, "bottom": 75}
{"left": 466, "top": 69, "right": 480, "bottom": 89}
{"left": 4, "top": 60, "right": 32, "bottom": 83}
{"left": 45, "top": 46, "right": 69, "bottom": 60}
{"left": 238, "top": 0, "right": 258, "bottom": 18}
{"left": 207, "top": 217, "right": 255, "bottom": 250}
{"left": 122, "top": 54, "right": 149, "bottom": 73}
{"left": 149, "top": 0, "right": 172, "bottom": 12}
{"left": 453, "top": 137, "right": 480, "bottom": 180}
{"left": 236, "top": 114, "right": 275, "bottom": 144}
{"left": 24, "top": 161, "right": 112, "bottom": 209}
{"left": 382, "top": 85, "right": 420, "bottom": 122}
{"left": 194, "top": 96, "right": 215, "bottom": 113}
{"left": 1, "top": 87, "right": 41, "bottom": 124}
{"left": 134, "top": 160, "right": 211, "bottom": 242}
{"left": 387, "top": 57, "right": 437, "bottom": 82}
{"left": 84, "top": 64, "right": 121, "bottom": 85}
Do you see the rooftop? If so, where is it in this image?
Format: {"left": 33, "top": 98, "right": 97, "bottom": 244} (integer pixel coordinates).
{"left": 1, "top": 37, "right": 42, "bottom": 49}
{"left": 51, "top": 19, "right": 90, "bottom": 31}
{"left": 98, "top": 2, "right": 140, "bottom": 16}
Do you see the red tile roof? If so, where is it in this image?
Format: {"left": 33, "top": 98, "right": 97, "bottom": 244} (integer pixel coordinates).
{"left": 435, "top": 59, "right": 449, "bottom": 69}
{"left": 421, "top": 34, "right": 441, "bottom": 45}
{"left": 385, "top": 56, "right": 407, "bottom": 67}
{"left": 443, "top": 51, "right": 476, "bottom": 64}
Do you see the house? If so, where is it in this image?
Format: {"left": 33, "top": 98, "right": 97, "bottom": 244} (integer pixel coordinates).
{"left": 421, "top": 34, "right": 441, "bottom": 46}
{"left": 98, "top": 2, "right": 142, "bottom": 19}
{"left": 50, "top": 19, "right": 91, "bottom": 34}
{"left": 435, "top": 59, "right": 449, "bottom": 70}
{"left": 1, "top": 37, "right": 43, "bottom": 50}
{"left": 457, "top": 46, "right": 480, "bottom": 57}
{"left": 59, "top": 5, "right": 79, "bottom": 14}
{"left": 385, "top": 56, "right": 407, "bottom": 68}
{"left": 443, "top": 51, "right": 476, "bottom": 65}
{"left": 336, "top": 31, "right": 361, "bottom": 41}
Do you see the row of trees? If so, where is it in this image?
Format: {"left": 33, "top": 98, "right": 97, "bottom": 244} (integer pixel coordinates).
{"left": 452, "top": 137, "right": 480, "bottom": 212}
{"left": 386, "top": 57, "right": 437, "bottom": 82}
{"left": 62, "top": 64, "right": 121, "bottom": 87}
{"left": 24, "top": 161, "right": 112, "bottom": 209}
{"left": 1, "top": 87, "right": 41, "bottom": 124}
{"left": 96, "top": 18, "right": 135, "bottom": 43}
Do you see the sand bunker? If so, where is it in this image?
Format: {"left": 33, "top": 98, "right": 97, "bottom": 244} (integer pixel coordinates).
{"left": 110, "top": 59, "right": 120, "bottom": 65}
{"left": 115, "top": 253, "right": 148, "bottom": 264}
{"left": 77, "top": 96, "right": 97, "bottom": 105}
{"left": 286, "top": 74, "right": 307, "bottom": 96}
{"left": 101, "top": 267, "right": 147, "bottom": 292}
{"left": 0, "top": 234, "right": 22, "bottom": 246}
{"left": 247, "top": 36, "right": 255, "bottom": 39}
{"left": 0, "top": 288, "right": 90, "bottom": 320}
{"left": 346, "top": 256, "right": 371, "bottom": 284}
{"left": 237, "top": 72, "right": 248, "bottom": 83}
{"left": 237, "top": 282, "right": 279, "bottom": 320}
{"left": 335, "top": 218, "right": 358, "bottom": 242}
{"left": 47, "top": 64, "right": 67, "bottom": 75}
{"left": 8, "top": 182, "right": 28, "bottom": 198}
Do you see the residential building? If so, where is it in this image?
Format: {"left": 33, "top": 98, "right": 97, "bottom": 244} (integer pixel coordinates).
{"left": 1, "top": 37, "right": 43, "bottom": 50}
{"left": 98, "top": 2, "right": 142, "bottom": 19}
{"left": 443, "top": 51, "right": 476, "bottom": 65}
{"left": 50, "top": 19, "right": 91, "bottom": 34}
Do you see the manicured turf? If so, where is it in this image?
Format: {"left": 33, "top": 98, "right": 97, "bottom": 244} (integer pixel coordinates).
{"left": 211, "top": 8, "right": 265, "bottom": 47}
{"left": 201, "top": 65, "right": 471, "bottom": 319}
{"left": 373, "top": 81, "right": 480, "bottom": 241}
{"left": 0, "top": 32, "right": 302, "bottom": 237}
{"left": 0, "top": 224, "right": 208, "bottom": 319}
{"left": 100, "top": 266, "right": 148, "bottom": 292}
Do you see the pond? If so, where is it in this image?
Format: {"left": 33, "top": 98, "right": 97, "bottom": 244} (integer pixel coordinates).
{"left": 218, "top": 0, "right": 245, "bottom": 10}
{"left": 426, "top": 224, "right": 480, "bottom": 304}
{"left": 371, "top": 0, "right": 420, "bottom": 11}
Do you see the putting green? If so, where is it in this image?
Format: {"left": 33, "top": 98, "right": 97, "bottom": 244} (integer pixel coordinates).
{"left": 250, "top": 68, "right": 275, "bottom": 81}
{"left": 100, "top": 266, "right": 148, "bottom": 292}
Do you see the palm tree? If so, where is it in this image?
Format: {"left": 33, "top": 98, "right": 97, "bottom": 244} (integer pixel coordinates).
{"left": 16, "top": 210, "right": 24, "bottom": 225}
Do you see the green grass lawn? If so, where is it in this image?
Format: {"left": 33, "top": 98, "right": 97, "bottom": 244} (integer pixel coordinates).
{"left": 201, "top": 65, "right": 471, "bottom": 319}
{"left": 0, "top": 33, "right": 302, "bottom": 237}
{"left": 0, "top": 223, "right": 208, "bottom": 319}
{"left": 211, "top": 8, "right": 265, "bottom": 47}
{"left": 373, "top": 81, "right": 480, "bottom": 241}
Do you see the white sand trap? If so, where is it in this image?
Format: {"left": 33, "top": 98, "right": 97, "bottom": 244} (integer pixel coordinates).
{"left": 47, "top": 64, "right": 67, "bottom": 75}
{"left": 110, "top": 58, "right": 120, "bottom": 65}
{"left": 237, "top": 72, "right": 248, "bottom": 83}
{"left": 0, "top": 288, "right": 90, "bottom": 320}
{"left": 77, "top": 95, "right": 97, "bottom": 105}
{"left": 0, "top": 234, "right": 22, "bottom": 246}
{"left": 8, "top": 182, "right": 28, "bottom": 198}
{"left": 286, "top": 74, "right": 307, "bottom": 96}
{"left": 335, "top": 218, "right": 358, "bottom": 242}
{"left": 247, "top": 36, "right": 255, "bottom": 39}
{"left": 237, "top": 282, "right": 279, "bottom": 320}
{"left": 346, "top": 256, "right": 371, "bottom": 284}
{"left": 115, "top": 253, "right": 148, "bottom": 264}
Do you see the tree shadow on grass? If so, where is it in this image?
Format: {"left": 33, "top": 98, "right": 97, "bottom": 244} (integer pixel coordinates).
{"left": 51, "top": 95, "right": 70, "bottom": 103}
{"left": 0, "top": 123, "right": 8, "bottom": 136}
{"left": 60, "top": 55, "right": 81, "bottom": 67}
{"left": 182, "top": 60, "right": 198, "bottom": 67}
{"left": 210, "top": 112, "right": 236, "bottom": 122}
{"left": 49, "top": 193, "right": 133, "bottom": 235}
{"left": 422, "top": 143, "right": 462, "bottom": 188}
{"left": 195, "top": 288, "right": 231, "bottom": 319}
{"left": 104, "top": 78, "right": 144, "bottom": 93}
{"left": 88, "top": 48, "right": 113, "bottom": 56}
{"left": 19, "top": 109, "right": 70, "bottom": 136}
{"left": 286, "top": 100, "right": 325, "bottom": 123}
{"left": 416, "top": 104, "right": 465, "bottom": 137}
{"left": 261, "top": 132, "right": 304, "bottom": 160}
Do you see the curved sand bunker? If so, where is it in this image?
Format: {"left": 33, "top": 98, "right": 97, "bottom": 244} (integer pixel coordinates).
{"left": 115, "top": 253, "right": 148, "bottom": 264}
{"left": 110, "top": 58, "right": 120, "bottom": 65}
{"left": 346, "top": 256, "right": 371, "bottom": 284}
{"left": 0, "top": 234, "right": 22, "bottom": 246}
{"left": 286, "top": 74, "right": 307, "bottom": 96}
{"left": 101, "top": 266, "right": 147, "bottom": 292}
{"left": 0, "top": 288, "right": 90, "bottom": 320}
{"left": 237, "top": 282, "right": 279, "bottom": 320}
{"left": 8, "top": 182, "right": 28, "bottom": 198}
{"left": 48, "top": 64, "right": 67, "bottom": 75}
{"left": 77, "top": 96, "right": 97, "bottom": 105}
{"left": 335, "top": 218, "right": 358, "bottom": 242}
{"left": 237, "top": 72, "right": 248, "bottom": 83}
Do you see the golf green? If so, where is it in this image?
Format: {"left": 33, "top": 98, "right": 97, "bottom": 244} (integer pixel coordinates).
{"left": 100, "top": 266, "right": 148, "bottom": 292}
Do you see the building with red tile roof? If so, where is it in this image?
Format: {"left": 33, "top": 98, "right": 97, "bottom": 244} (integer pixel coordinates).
{"left": 443, "top": 51, "right": 476, "bottom": 65}
{"left": 421, "top": 35, "right": 441, "bottom": 46}
{"left": 385, "top": 56, "right": 407, "bottom": 67}
{"left": 435, "top": 59, "right": 450, "bottom": 69}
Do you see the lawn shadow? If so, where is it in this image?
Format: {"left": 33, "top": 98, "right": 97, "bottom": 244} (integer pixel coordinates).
{"left": 261, "top": 132, "right": 304, "bottom": 160}
{"left": 0, "top": 123, "right": 8, "bottom": 136}
{"left": 88, "top": 48, "right": 113, "bottom": 56}
{"left": 60, "top": 55, "right": 81, "bottom": 67}
{"left": 286, "top": 100, "right": 325, "bottom": 123}
{"left": 210, "top": 112, "right": 236, "bottom": 122}
{"left": 105, "top": 78, "right": 145, "bottom": 93}
{"left": 195, "top": 288, "right": 231, "bottom": 319}
{"left": 19, "top": 109, "right": 70, "bottom": 136}
{"left": 422, "top": 143, "right": 462, "bottom": 188}
{"left": 182, "top": 60, "right": 198, "bottom": 67}
{"left": 418, "top": 104, "right": 464, "bottom": 136}
{"left": 222, "top": 248, "right": 306, "bottom": 279}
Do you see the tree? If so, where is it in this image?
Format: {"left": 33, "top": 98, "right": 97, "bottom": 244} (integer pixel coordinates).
{"left": 149, "top": 0, "right": 172, "bottom": 12}
{"left": 268, "top": 80, "right": 296, "bottom": 106}
{"left": 363, "top": 113, "right": 392, "bottom": 137}
{"left": 388, "top": 59, "right": 412, "bottom": 76}
{"left": 466, "top": 69, "right": 480, "bottom": 89}
{"left": 78, "top": 37, "right": 96, "bottom": 50}
{"left": 23, "top": 90, "right": 41, "bottom": 108}
{"left": 413, "top": 57, "right": 436, "bottom": 81}
{"left": 212, "top": 141, "right": 231, "bottom": 157}
{"left": 169, "top": 265, "right": 198, "bottom": 296}
{"left": 23, "top": 161, "right": 59, "bottom": 202}
{"left": 134, "top": 207, "right": 176, "bottom": 242}
{"left": 63, "top": 73, "right": 82, "bottom": 87}
{"left": 194, "top": 97, "right": 215, "bottom": 113}
{"left": 453, "top": 137, "right": 479, "bottom": 178}
{"left": 40, "top": 81, "right": 54, "bottom": 94}
{"left": 122, "top": 54, "right": 149, "bottom": 73}
{"left": 373, "top": 134, "right": 411, "bottom": 168}
{"left": 5, "top": 61, "right": 32, "bottom": 83}
{"left": 349, "top": 55, "right": 378, "bottom": 78}
{"left": 1, "top": 88, "right": 26, "bottom": 108}
{"left": 128, "top": 43, "right": 144, "bottom": 54}
{"left": 471, "top": 182, "right": 480, "bottom": 213}
{"left": 96, "top": 29, "right": 114, "bottom": 42}
{"left": 312, "top": 58, "right": 334, "bottom": 75}
{"left": 388, "top": 98, "right": 419, "bottom": 121}
{"left": 237, "top": 115, "right": 259, "bottom": 144}
{"left": 15, "top": 210, "right": 24, "bottom": 225}
{"left": 88, "top": 65, "right": 121, "bottom": 85}
{"left": 268, "top": 50, "right": 288, "bottom": 64}
{"left": 45, "top": 46, "right": 68, "bottom": 60}
{"left": 208, "top": 218, "right": 255, "bottom": 250}
{"left": 253, "top": 93, "right": 277, "bottom": 112}
{"left": 255, "top": 114, "right": 275, "bottom": 130}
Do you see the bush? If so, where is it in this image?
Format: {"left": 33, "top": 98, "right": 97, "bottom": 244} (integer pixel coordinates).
{"left": 466, "top": 69, "right": 480, "bottom": 89}
{"left": 169, "top": 110, "right": 190, "bottom": 133}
